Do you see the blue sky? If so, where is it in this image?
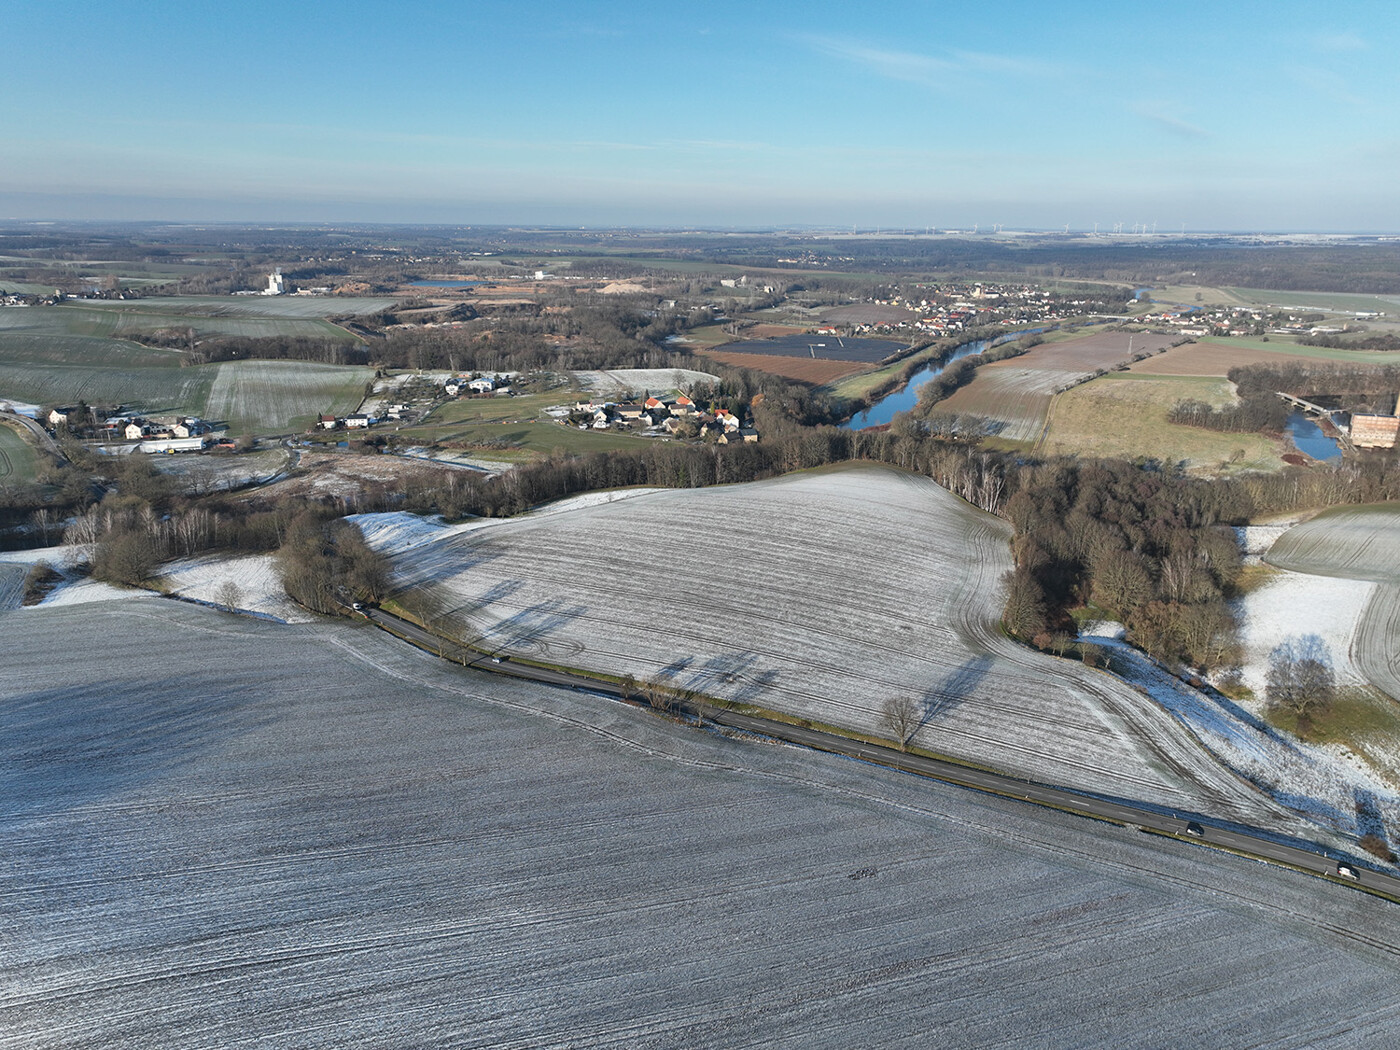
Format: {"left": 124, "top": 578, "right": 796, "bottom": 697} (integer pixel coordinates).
{"left": 3, "top": 0, "right": 1397, "bottom": 229}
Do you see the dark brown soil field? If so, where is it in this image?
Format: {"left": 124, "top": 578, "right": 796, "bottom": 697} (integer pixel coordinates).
{"left": 1128, "top": 342, "right": 1338, "bottom": 376}
{"left": 1010, "top": 330, "right": 1179, "bottom": 372}
{"left": 699, "top": 350, "right": 868, "bottom": 384}
{"left": 718, "top": 334, "right": 909, "bottom": 363}
{"left": 820, "top": 304, "right": 917, "bottom": 324}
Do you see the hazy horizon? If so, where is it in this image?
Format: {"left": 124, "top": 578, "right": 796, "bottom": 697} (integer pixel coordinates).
{"left": 6, "top": 0, "right": 1398, "bottom": 232}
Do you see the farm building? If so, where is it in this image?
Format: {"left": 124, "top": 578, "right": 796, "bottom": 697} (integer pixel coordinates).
{"left": 468, "top": 377, "right": 495, "bottom": 393}
{"left": 344, "top": 414, "right": 371, "bottom": 429}
{"left": 138, "top": 436, "right": 206, "bottom": 454}
{"left": 1351, "top": 413, "right": 1400, "bottom": 449}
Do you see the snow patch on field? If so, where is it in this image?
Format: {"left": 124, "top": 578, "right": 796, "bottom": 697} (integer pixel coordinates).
{"left": 1236, "top": 571, "right": 1375, "bottom": 695}
{"left": 574, "top": 368, "right": 719, "bottom": 395}
{"left": 1233, "top": 522, "right": 1296, "bottom": 562}
{"left": 348, "top": 512, "right": 485, "bottom": 556}
{"left": 1097, "top": 637, "right": 1400, "bottom": 839}
{"left": 0, "top": 396, "right": 40, "bottom": 417}
{"left": 155, "top": 552, "right": 310, "bottom": 623}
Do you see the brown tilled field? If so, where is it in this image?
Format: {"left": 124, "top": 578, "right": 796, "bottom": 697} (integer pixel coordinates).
{"left": 820, "top": 304, "right": 917, "bottom": 324}
{"left": 698, "top": 350, "right": 869, "bottom": 384}
{"left": 744, "top": 323, "right": 807, "bottom": 339}
{"left": 931, "top": 330, "right": 1180, "bottom": 443}
{"left": 1128, "top": 342, "right": 1321, "bottom": 376}
{"left": 1013, "top": 330, "right": 1179, "bottom": 372}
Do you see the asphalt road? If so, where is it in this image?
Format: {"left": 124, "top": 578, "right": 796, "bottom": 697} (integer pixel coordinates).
{"left": 358, "top": 605, "right": 1400, "bottom": 901}
{"left": 0, "top": 411, "right": 66, "bottom": 463}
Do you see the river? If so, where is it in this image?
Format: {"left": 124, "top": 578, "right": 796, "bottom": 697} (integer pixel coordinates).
{"left": 841, "top": 340, "right": 990, "bottom": 430}
{"left": 1285, "top": 411, "right": 1342, "bottom": 461}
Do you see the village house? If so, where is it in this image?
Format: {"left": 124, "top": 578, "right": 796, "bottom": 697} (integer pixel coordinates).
{"left": 468, "top": 377, "right": 495, "bottom": 394}
{"left": 319, "top": 414, "right": 338, "bottom": 429}
{"left": 343, "top": 414, "right": 371, "bottom": 429}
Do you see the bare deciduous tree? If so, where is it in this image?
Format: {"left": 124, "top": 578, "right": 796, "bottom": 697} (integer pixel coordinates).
{"left": 882, "top": 695, "right": 920, "bottom": 751}
{"left": 216, "top": 579, "right": 242, "bottom": 612}
{"left": 1266, "top": 634, "right": 1336, "bottom": 733}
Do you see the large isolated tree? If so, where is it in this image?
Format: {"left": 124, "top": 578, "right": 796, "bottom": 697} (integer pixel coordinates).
{"left": 1265, "top": 634, "right": 1336, "bottom": 733}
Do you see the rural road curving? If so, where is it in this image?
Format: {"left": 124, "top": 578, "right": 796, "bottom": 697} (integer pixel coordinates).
{"left": 358, "top": 605, "right": 1400, "bottom": 902}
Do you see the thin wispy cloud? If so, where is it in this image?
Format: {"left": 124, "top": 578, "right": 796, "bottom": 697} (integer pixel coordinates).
{"left": 1316, "top": 31, "right": 1368, "bottom": 52}
{"left": 798, "top": 35, "right": 1056, "bottom": 88}
{"left": 1134, "top": 106, "right": 1211, "bottom": 141}
{"left": 1289, "top": 67, "right": 1366, "bottom": 108}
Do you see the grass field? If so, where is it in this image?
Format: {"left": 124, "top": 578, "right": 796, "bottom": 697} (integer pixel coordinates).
{"left": 422, "top": 391, "right": 564, "bottom": 426}
{"left": 405, "top": 418, "right": 649, "bottom": 458}
{"left": 1225, "top": 287, "right": 1400, "bottom": 315}
{"left": 0, "top": 355, "right": 215, "bottom": 417}
{"left": 934, "top": 331, "right": 1180, "bottom": 445}
{"left": 1194, "top": 335, "right": 1397, "bottom": 366}
{"left": 0, "top": 421, "right": 39, "bottom": 482}
{"left": 204, "top": 361, "right": 373, "bottom": 433}
{"left": 1038, "top": 373, "right": 1280, "bottom": 471}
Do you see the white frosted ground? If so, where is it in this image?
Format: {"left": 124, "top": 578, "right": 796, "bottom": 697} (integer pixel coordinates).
{"left": 7, "top": 599, "right": 1400, "bottom": 1048}
{"left": 154, "top": 552, "right": 311, "bottom": 623}
{"left": 573, "top": 367, "right": 719, "bottom": 395}
{"left": 379, "top": 465, "right": 1296, "bottom": 831}
{"left": 1235, "top": 570, "right": 1376, "bottom": 696}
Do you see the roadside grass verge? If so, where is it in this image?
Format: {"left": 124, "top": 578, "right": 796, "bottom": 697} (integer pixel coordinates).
{"left": 1265, "top": 687, "right": 1400, "bottom": 782}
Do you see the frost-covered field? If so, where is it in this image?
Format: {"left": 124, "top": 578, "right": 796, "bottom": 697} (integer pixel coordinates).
{"left": 378, "top": 466, "right": 1288, "bottom": 827}
{"left": 1258, "top": 504, "right": 1400, "bottom": 704}
{"left": 7, "top": 600, "right": 1400, "bottom": 1048}
{"left": 1236, "top": 571, "right": 1377, "bottom": 696}
{"left": 154, "top": 552, "right": 310, "bottom": 622}
{"left": 573, "top": 367, "right": 719, "bottom": 395}
{"left": 1266, "top": 504, "right": 1400, "bottom": 583}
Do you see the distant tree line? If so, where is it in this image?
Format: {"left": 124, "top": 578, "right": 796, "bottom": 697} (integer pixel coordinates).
{"left": 1229, "top": 362, "right": 1400, "bottom": 399}
{"left": 1167, "top": 395, "right": 1289, "bottom": 433}
{"left": 1299, "top": 332, "right": 1400, "bottom": 351}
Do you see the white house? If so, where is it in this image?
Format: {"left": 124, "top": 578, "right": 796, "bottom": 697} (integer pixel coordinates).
{"left": 468, "top": 377, "right": 495, "bottom": 393}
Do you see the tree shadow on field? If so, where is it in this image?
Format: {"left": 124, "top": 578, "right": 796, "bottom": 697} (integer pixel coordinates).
{"left": 920, "top": 655, "right": 992, "bottom": 730}
{"left": 1353, "top": 787, "right": 1395, "bottom": 854}
{"left": 0, "top": 678, "right": 270, "bottom": 816}
{"left": 669, "top": 652, "right": 781, "bottom": 705}
{"left": 484, "top": 597, "right": 588, "bottom": 655}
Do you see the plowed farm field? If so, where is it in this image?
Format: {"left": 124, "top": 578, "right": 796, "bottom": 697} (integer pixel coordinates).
{"left": 1128, "top": 340, "right": 1393, "bottom": 376}
{"left": 1265, "top": 505, "right": 1400, "bottom": 702}
{"left": 934, "top": 330, "right": 1179, "bottom": 443}
{"left": 9, "top": 601, "right": 1400, "bottom": 1046}
{"left": 381, "top": 465, "right": 1290, "bottom": 826}
{"left": 697, "top": 349, "right": 868, "bottom": 384}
